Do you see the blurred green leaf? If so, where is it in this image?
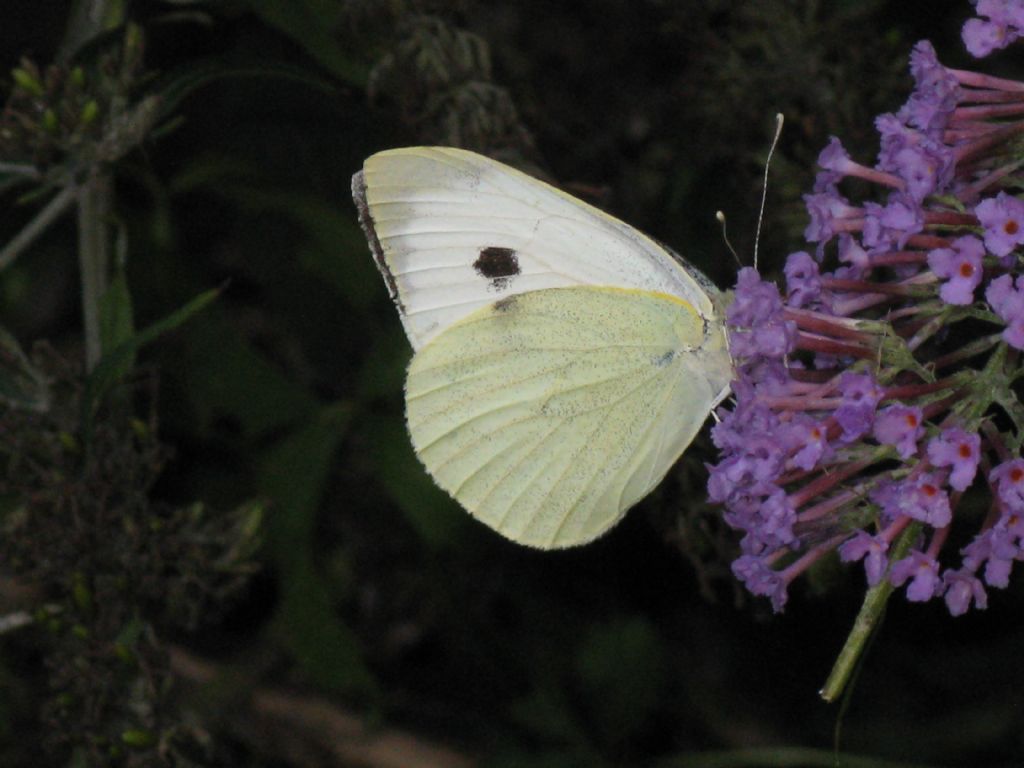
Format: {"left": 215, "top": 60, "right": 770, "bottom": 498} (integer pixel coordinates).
{"left": 365, "top": 412, "right": 470, "bottom": 551}
{"left": 168, "top": 306, "right": 317, "bottom": 439}
{"left": 153, "top": 58, "right": 340, "bottom": 124}
{"left": 81, "top": 284, "right": 221, "bottom": 444}
{"left": 509, "top": 683, "right": 589, "bottom": 749}
{"left": 98, "top": 268, "right": 135, "bottom": 379}
{"left": 354, "top": 326, "right": 409, "bottom": 402}
{"left": 573, "top": 617, "right": 666, "bottom": 748}
{"left": 166, "top": 153, "right": 259, "bottom": 197}
{"left": 245, "top": 0, "right": 370, "bottom": 87}
{"left": 0, "top": 325, "right": 49, "bottom": 412}
{"left": 223, "top": 186, "right": 382, "bottom": 310}
{"left": 58, "top": 0, "right": 125, "bottom": 61}
{"left": 259, "top": 401, "right": 377, "bottom": 699}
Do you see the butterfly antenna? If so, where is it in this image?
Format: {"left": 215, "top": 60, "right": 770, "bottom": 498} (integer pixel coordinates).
{"left": 715, "top": 210, "right": 742, "bottom": 269}
{"left": 754, "top": 113, "right": 785, "bottom": 272}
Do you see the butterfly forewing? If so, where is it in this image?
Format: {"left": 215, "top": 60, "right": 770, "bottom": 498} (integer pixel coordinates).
{"left": 354, "top": 146, "right": 718, "bottom": 350}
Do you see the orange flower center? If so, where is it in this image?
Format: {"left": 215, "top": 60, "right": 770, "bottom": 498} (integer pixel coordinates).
{"left": 1005, "top": 219, "right": 1020, "bottom": 236}
{"left": 958, "top": 262, "right": 975, "bottom": 278}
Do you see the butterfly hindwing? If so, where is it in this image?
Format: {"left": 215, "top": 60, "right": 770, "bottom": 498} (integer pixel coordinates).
{"left": 405, "top": 285, "right": 731, "bottom": 548}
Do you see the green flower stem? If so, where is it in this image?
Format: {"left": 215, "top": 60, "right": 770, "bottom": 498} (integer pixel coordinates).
{"left": 820, "top": 522, "right": 920, "bottom": 703}
{"left": 0, "top": 184, "right": 77, "bottom": 272}
{"left": 77, "top": 173, "right": 112, "bottom": 371}
{"left": 932, "top": 333, "right": 1002, "bottom": 371}
{"left": 909, "top": 317, "right": 958, "bottom": 353}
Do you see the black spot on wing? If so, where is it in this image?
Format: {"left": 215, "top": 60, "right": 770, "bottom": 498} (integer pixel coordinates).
{"left": 474, "top": 246, "right": 520, "bottom": 290}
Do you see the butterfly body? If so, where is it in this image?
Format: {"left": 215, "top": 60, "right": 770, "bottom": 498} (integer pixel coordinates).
{"left": 353, "top": 147, "right": 731, "bottom": 548}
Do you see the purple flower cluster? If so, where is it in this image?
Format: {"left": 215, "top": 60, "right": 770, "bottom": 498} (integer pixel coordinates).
{"left": 710, "top": 32, "right": 1024, "bottom": 616}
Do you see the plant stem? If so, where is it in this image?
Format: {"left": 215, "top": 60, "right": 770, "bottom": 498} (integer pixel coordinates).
{"left": 0, "top": 163, "right": 41, "bottom": 178}
{"left": 820, "top": 522, "right": 919, "bottom": 702}
{"left": 0, "top": 184, "right": 78, "bottom": 272}
{"left": 58, "top": 0, "right": 127, "bottom": 370}
{"left": 77, "top": 173, "right": 112, "bottom": 371}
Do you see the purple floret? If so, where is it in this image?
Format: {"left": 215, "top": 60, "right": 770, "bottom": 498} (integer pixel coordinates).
{"left": 943, "top": 569, "right": 988, "bottom": 615}
{"left": 732, "top": 555, "right": 788, "bottom": 612}
{"left": 963, "top": 0, "right": 1024, "bottom": 57}
{"left": 926, "top": 428, "right": 981, "bottom": 491}
{"left": 927, "top": 235, "right": 985, "bottom": 305}
{"left": 803, "top": 189, "right": 857, "bottom": 251}
{"left": 861, "top": 193, "right": 924, "bottom": 252}
{"left": 963, "top": 526, "right": 1020, "bottom": 588}
{"left": 784, "top": 251, "right": 824, "bottom": 309}
{"left": 876, "top": 120, "right": 955, "bottom": 201}
{"left": 874, "top": 472, "right": 952, "bottom": 528}
{"left": 990, "top": 458, "right": 1024, "bottom": 511}
{"left": 817, "top": 137, "right": 853, "bottom": 174}
{"left": 890, "top": 550, "right": 942, "bottom": 601}
{"left": 785, "top": 415, "right": 833, "bottom": 472}
{"left": 834, "top": 373, "right": 884, "bottom": 442}
{"left": 975, "top": 192, "right": 1024, "bottom": 257}
{"left": 899, "top": 41, "right": 961, "bottom": 136}
{"left": 837, "top": 233, "right": 870, "bottom": 271}
{"left": 726, "top": 268, "right": 797, "bottom": 360}
{"left": 838, "top": 531, "right": 890, "bottom": 586}
{"left": 872, "top": 404, "right": 925, "bottom": 459}
{"left": 986, "top": 274, "right": 1024, "bottom": 349}
{"left": 963, "top": 17, "right": 1013, "bottom": 57}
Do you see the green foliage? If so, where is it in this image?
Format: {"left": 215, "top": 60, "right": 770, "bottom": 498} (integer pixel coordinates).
{"left": 245, "top": 0, "right": 370, "bottom": 87}
{"left": 573, "top": 618, "right": 667, "bottom": 749}
{"left": 98, "top": 268, "right": 134, "bottom": 362}
{"left": 82, "top": 284, "right": 221, "bottom": 443}
{"left": 259, "top": 403, "right": 377, "bottom": 699}
{"left": 363, "top": 411, "right": 471, "bottom": 550}
{"left": 0, "top": 327, "right": 49, "bottom": 411}
{"left": 0, "top": 348, "right": 261, "bottom": 763}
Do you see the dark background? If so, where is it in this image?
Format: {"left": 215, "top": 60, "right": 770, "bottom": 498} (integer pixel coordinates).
{"left": 2, "top": 1, "right": 1022, "bottom": 766}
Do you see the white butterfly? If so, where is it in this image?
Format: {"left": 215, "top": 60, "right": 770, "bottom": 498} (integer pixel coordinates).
{"left": 352, "top": 147, "right": 732, "bottom": 548}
